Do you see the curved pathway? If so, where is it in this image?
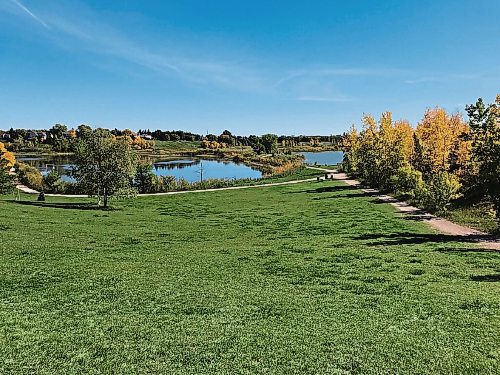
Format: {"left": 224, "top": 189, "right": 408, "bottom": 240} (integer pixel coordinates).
{"left": 15, "top": 177, "right": 317, "bottom": 198}
{"left": 307, "top": 167, "right": 500, "bottom": 250}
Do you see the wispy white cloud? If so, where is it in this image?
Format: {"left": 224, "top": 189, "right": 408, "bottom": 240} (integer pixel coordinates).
{"left": 4, "top": 1, "right": 267, "bottom": 92}
{"left": 405, "top": 73, "right": 479, "bottom": 84}
{"left": 275, "top": 67, "right": 408, "bottom": 87}
{"left": 11, "top": 0, "right": 49, "bottom": 29}
{"left": 0, "top": 1, "right": 373, "bottom": 99}
{"left": 297, "top": 96, "right": 352, "bottom": 103}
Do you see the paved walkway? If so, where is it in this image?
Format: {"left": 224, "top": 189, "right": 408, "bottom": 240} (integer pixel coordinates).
{"left": 15, "top": 184, "right": 41, "bottom": 194}
{"left": 16, "top": 177, "right": 317, "bottom": 198}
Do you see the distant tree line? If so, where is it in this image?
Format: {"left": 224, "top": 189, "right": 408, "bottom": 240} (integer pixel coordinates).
{"left": 199, "top": 130, "right": 342, "bottom": 154}
{"left": 2, "top": 125, "right": 342, "bottom": 154}
{"left": 0, "top": 124, "right": 154, "bottom": 153}
{"left": 138, "top": 129, "right": 203, "bottom": 142}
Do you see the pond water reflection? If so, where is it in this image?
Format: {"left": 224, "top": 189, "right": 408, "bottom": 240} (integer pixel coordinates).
{"left": 296, "top": 151, "right": 344, "bottom": 166}
{"left": 17, "top": 156, "right": 263, "bottom": 183}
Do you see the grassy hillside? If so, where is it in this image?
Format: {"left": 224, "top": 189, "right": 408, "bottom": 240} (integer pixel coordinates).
{"left": 1, "top": 181, "right": 499, "bottom": 374}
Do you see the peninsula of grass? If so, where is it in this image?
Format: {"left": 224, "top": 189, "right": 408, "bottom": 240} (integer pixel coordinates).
{"left": 1, "top": 180, "right": 499, "bottom": 374}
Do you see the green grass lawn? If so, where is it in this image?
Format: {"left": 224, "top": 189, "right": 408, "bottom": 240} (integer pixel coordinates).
{"left": 152, "top": 140, "right": 201, "bottom": 153}
{"left": 444, "top": 201, "right": 499, "bottom": 234}
{"left": 1, "top": 181, "right": 499, "bottom": 374}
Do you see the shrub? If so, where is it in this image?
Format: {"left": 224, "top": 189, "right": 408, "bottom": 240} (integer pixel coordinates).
{"left": 43, "top": 169, "right": 67, "bottom": 193}
{"left": 157, "top": 176, "right": 175, "bottom": 191}
{"left": 419, "top": 172, "right": 461, "bottom": 213}
{"left": 391, "top": 165, "right": 424, "bottom": 197}
{"left": 0, "top": 169, "right": 14, "bottom": 194}
{"left": 16, "top": 162, "right": 44, "bottom": 191}
{"left": 134, "top": 163, "right": 158, "bottom": 193}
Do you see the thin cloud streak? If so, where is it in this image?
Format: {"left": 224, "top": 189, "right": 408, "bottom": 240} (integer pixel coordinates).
{"left": 274, "top": 67, "right": 409, "bottom": 87}
{"left": 11, "top": 0, "right": 49, "bottom": 29}
{"left": 297, "top": 96, "right": 352, "bottom": 103}
{"left": 405, "top": 73, "right": 480, "bottom": 84}
{"left": 9, "top": 1, "right": 474, "bottom": 101}
{"left": 8, "top": 2, "right": 265, "bottom": 92}
{"left": 1, "top": 1, "right": 393, "bottom": 98}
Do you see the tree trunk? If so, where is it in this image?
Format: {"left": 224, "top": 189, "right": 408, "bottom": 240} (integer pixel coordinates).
{"left": 103, "top": 187, "right": 108, "bottom": 208}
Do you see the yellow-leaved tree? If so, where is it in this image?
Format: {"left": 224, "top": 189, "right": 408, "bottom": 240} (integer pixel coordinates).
{"left": 394, "top": 120, "right": 414, "bottom": 163}
{"left": 341, "top": 125, "right": 361, "bottom": 173}
{"left": 0, "top": 141, "right": 16, "bottom": 194}
{"left": 0, "top": 142, "right": 16, "bottom": 169}
{"left": 414, "top": 108, "right": 454, "bottom": 174}
{"left": 357, "top": 114, "right": 381, "bottom": 185}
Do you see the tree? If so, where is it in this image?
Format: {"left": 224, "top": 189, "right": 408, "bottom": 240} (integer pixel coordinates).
{"left": 466, "top": 96, "right": 500, "bottom": 224}
{"left": 0, "top": 142, "right": 16, "bottom": 169}
{"left": 134, "top": 163, "right": 157, "bottom": 193}
{"left": 0, "top": 142, "right": 15, "bottom": 194}
{"left": 73, "top": 129, "right": 137, "bottom": 207}
{"left": 357, "top": 114, "right": 380, "bottom": 186}
{"left": 48, "top": 124, "right": 70, "bottom": 152}
{"left": 420, "top": 172, "right": 461, "bottom": 213}
{"left": 76, "top": 124, "right": 93, "bottom": 138}
{"left": 341, "top": 125, "right": 361, "bottom": 173}
{"left": 0, "top": 168, "right": 14, "bottom": 195}
{"left": 43, "top": 169, "right": 63, "bottom": 193}
{"left": 414, "top": 108, "right": 468, "bottom": 176}
{"left": 261, "top": 134, "right": 278, "bottom": 154}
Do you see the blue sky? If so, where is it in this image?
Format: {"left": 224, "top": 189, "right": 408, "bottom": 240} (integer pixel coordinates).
{"left": 0, "top": 0, "right": 498, "bottom": 135}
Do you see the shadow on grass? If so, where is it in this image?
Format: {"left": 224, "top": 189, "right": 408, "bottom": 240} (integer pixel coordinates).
{"left": 469, "top": 274, "right": 500, "bottom": 282}
{"left": 314, "top": 192, "right": 380, "bottom": 200}
{"left": 286, "top": 185, "right": 356, "bottom": 194}
{"left": 306, "top": 185, "right": 360, "bottom": 194}
{"left": 353, "top": 232, "right": 498, "bottom": 248}
{"left": 7, "top": 200, "right": 117, "bottom": 211}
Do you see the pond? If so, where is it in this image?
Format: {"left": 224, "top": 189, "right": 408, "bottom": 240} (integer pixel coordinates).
{"left": 297, "top": 151, "right": 344, "bottom": 166}
{"left": 17, "top": 156, "right": 263, "bottom": 183}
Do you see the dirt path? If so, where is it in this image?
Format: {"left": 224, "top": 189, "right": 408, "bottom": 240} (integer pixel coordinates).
{"left": 307, "top": 167, "right": 500, "bottom": 250}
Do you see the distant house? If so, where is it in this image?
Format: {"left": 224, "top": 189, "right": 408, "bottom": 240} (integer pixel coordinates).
{"left": 38, "top": 132, "right": 47, "bottom": 142}
{"left": 26, "top": 131, "right": 47, "bottom": 142}
{"left": 139, "top": 133, "right": 153, "bottom": 140}
{"left": 26, "top": 131, "right": 38, "bottom": 141}
{"left": 1, "top": 133, "right": 12, "bottom": 142}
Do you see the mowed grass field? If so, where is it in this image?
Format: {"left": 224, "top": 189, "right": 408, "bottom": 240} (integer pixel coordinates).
{"left": 1, "top": 181, "right": 499, "bottom": 374}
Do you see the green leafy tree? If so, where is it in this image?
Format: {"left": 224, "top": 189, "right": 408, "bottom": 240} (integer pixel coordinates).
{"left": 422, "top": 172, "right": 461, "bottom": 213}
{"left": 0, "top": 169, "right": 14, "bottom": 194}
{"left": 134, "top": 163, "right": 157, "bottom": 193}
{"left": 73, "top": 129, "right": 137, "bottom": 207}
{"left": 466, "top": 96, "right": 500, "bottom": 224}
{"left": 76, "top": 124, "right": 93, "bottom": 139}
{"left": 43, "top": 169, "right": 63, "bottom": 193}
{"left": 261, "top": 134, "right": 278, "bottom": 154}
{"left": 48, "top": 124, "right": 70, "bottom": 152}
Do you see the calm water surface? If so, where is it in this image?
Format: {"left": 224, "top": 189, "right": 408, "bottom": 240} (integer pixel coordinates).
{"left": 19, "top": 151, "right": 342, "bottom": 182}
{"left": 17, "top": 156, "right": 263, "bottom": 183}
{"left": 297, "top": 151, "right": 344, "bottom": 166}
